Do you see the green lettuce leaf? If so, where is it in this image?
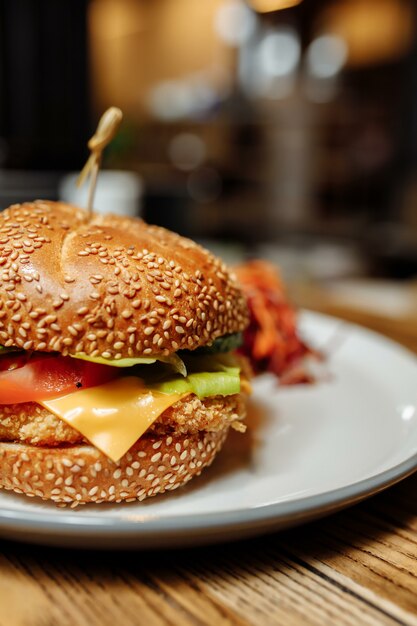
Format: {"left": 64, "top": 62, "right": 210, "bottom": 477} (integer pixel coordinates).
{"left": 0, "top": 345, "right": 22, "bottom": 354}
{"left": 70, "top": 352, "right": 187, "bottom": 376}
{"left": 148, "top": 354, "right": 241, "bottom": 399}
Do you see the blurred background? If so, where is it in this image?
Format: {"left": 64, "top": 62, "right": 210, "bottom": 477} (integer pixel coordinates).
{"left": 0, "top": 0, "right": 417, "bottom": 336}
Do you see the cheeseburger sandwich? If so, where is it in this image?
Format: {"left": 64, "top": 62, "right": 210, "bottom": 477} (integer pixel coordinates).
{"left": 0, "top": 200, "right": 249, "bottom": 505}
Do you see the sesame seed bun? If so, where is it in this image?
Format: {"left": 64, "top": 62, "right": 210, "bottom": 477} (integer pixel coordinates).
{"left": 0, "top": 428, "right": 229, "bottom": 505}
{"left": 0, "top": 200, "right": 248, "bottom": 359}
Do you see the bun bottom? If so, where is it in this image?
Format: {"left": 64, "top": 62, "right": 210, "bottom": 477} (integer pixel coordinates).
{"left": 0, "top": 428, "right": 229, "bottom": 506}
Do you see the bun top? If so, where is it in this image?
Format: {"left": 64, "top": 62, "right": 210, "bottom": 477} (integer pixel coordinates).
{"left": 0, "top": 201, "right": 248, "bottom": 359}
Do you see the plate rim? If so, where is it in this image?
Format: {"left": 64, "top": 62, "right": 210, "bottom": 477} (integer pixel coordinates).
{"left": 1, "top": 449, "right": 416, "bottom": 538}
{"left": 1, "top": 310, "right": 417, "bottom": 541}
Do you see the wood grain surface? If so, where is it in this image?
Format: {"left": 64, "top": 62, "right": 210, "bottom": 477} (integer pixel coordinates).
{"left": 1, "top": 295, "right": 417, "bottom": 626}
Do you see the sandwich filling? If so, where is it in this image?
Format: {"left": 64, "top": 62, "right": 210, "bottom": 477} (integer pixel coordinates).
{"left": 0, "top": 334, "right": 249, "bottom": 461}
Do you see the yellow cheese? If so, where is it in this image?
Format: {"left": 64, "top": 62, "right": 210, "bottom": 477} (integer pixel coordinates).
{"left": 40, "top": 377, "right": 188, "bottom": 463}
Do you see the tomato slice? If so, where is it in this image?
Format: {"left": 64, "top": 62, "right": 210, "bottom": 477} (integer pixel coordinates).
{"left": 0, "top": 353, "right": 118, "bottom": 404}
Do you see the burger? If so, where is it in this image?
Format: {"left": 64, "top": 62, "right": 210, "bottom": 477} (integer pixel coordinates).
{"left": 0, "top": 200, "right": 249, "bottom": 505}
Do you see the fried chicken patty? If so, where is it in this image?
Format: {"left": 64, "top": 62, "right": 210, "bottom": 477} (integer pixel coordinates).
{"left": 0, "top": 394, "right": 246, "bottom": 447}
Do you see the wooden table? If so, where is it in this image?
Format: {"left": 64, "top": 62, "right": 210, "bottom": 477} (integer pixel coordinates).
{"left": 1, "top": 301, "right": 417, "bottom": 626}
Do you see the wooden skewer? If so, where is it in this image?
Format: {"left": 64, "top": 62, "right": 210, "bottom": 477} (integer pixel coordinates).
{"left": 77, "top": 107, "right": 123, "bottom": 216}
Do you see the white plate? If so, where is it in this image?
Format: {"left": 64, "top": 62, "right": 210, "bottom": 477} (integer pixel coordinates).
{"left": 1, "top": 311, "right": 417, "bottom": 549}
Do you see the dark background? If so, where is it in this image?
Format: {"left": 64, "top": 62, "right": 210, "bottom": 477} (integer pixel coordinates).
{"left": 0, "top": 0, "right": 416, "bottom": 278}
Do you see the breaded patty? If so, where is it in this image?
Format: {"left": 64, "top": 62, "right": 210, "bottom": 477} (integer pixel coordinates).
{"left": 0, "top": 394, "right": 246, "bottom": 447}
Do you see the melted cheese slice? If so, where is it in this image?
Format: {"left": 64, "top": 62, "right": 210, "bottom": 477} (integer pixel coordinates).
{"left": 40, "top": 377, "right": 188, "bottom": 463}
